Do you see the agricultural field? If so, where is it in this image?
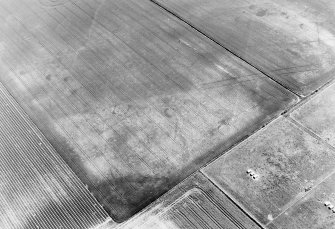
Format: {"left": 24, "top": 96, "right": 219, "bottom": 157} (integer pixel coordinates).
{"left": 0, "top": 83, "right": 110, "bottom": 228}
{"left": 121, "top": 173, "right": 262, "bottom": 229}
{"left": 0, "top": 0, "right": 295, "bottom": 223}
{"left": 154, "top": 0, "right": 335, "bottom": 96}
{"left": 2, "top": 0, "right": 335, "bottom": 228}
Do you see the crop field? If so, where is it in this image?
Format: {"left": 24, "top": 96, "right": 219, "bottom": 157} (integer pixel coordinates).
{"left": 0, "top": 83, "right": 110, "bottom": 228}
{"left": 1, "top": 0, "right": 335, "bottom": 228}
{"left": 0, "top": 0, "right": 297, "bottom": 223}
{"left": 154, "top": 0, "right": 335, "bottom": 96}
{"left": 122, "top": 173, "right": 262, "bottom": 229}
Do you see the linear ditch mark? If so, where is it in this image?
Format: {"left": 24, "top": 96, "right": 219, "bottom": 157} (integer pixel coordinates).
{"left": 148, "top": 0, "right": 301, "bottom": 99}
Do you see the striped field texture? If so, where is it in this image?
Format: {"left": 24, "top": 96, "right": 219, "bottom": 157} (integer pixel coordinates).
{"left": 0, "top": 82, "right": 111, "bottom": 229}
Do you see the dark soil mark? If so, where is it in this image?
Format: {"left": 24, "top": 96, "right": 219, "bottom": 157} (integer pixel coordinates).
{"left": 93, "top": 174, "right": 177, "bottom": 222}
{"left": 45, "top": 74, "right": 52, "bottom": 81}
{"left": 256, "top": 9, "right": 268, "bottom": 17}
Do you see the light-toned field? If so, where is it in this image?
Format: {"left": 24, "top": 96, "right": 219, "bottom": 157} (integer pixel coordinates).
{"left": 154, "top": 0, "right": 335, "bottom": 96}
{"left": 204, "top": 117, "right": 335, "bottom": 226}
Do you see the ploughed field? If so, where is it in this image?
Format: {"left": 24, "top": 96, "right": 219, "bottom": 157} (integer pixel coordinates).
{"left": 0, "top": 0, "right": 298, "bottom": 223}
{"left": 0, "top": 80, "right": 109, "bottom": 228}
